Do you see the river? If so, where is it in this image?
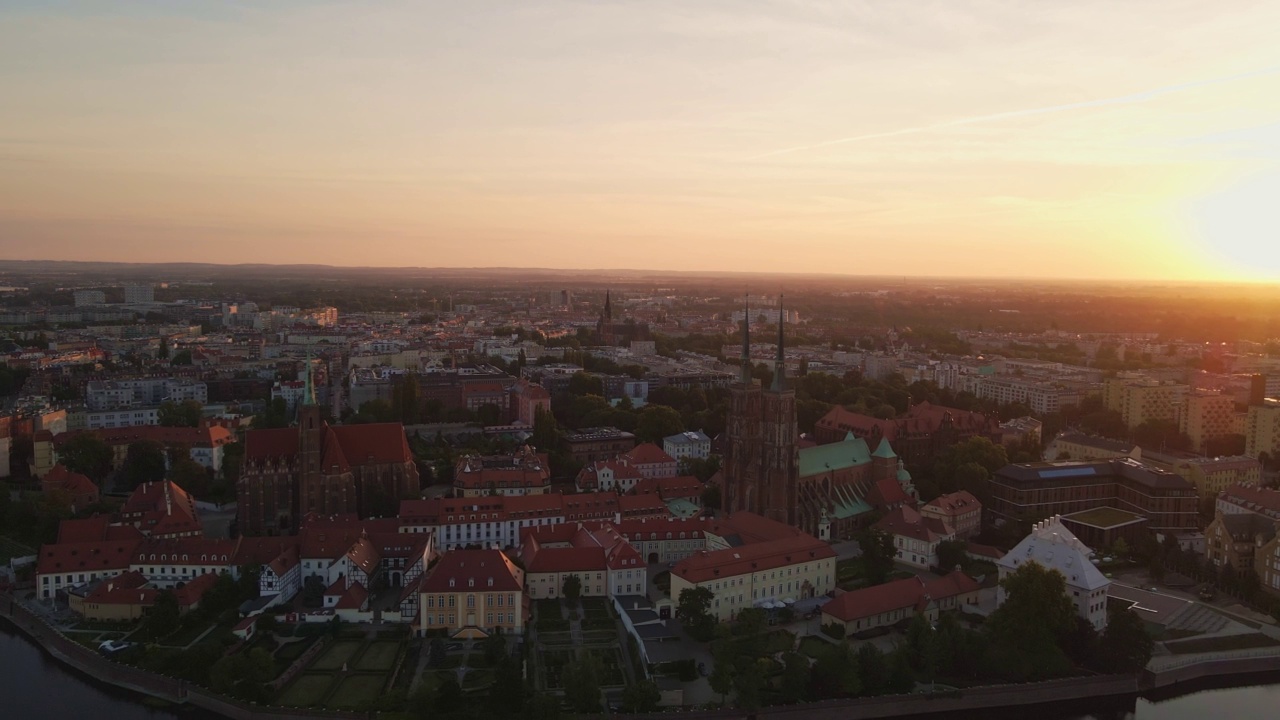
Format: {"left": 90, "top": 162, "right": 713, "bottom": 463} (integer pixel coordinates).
{"left": 3, "top": 619, "right": 1280, "bottom": 719}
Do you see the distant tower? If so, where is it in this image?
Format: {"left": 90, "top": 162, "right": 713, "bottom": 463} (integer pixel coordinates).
{"left": 296, "top": 353, "right": 324, "bottom": 524}
{"left": 759, "top": 295, "right": 799, "bottom": 527}
{"left": 723, "top": 293, "right": 763, "bottom": 516}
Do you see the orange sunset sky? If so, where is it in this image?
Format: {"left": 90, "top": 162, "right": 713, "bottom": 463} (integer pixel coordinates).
{"left": 2, "top": 1, "right": 1279, "bottom": 281}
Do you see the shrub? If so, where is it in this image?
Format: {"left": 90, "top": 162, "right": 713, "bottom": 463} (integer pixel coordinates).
{"left": 821, "top": 622, "right": 845, "bottom": 640}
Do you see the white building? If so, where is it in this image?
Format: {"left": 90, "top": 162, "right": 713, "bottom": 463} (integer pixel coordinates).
{"left": 663, "top": 430, "right": 712, "bottom": 462}
{"left": 997, "top": 516, "right": 1110, "bottom": 631}
{"left": 85, "top": 379, "right": 207, "bottom": 411}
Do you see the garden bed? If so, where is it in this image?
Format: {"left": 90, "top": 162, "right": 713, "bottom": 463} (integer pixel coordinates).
{"left": 328, "top": 674, "right": 386, "bottom": 709}
{"left": 277, "top": 672, "right": 335, "bottom": 708}
{"left": 311, "top": 639, "right": 363, "bottom": 670}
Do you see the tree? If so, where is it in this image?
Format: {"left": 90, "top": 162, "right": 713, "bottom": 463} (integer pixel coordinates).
{"left": 157, "top": 400, "right": 203, "bottom": 427}
{"left": 253, "top": 398, "right": 290, "bottom": 429}
{"left": 157, "top": 337, "right": 169, "bottom": 360}
{"left": 562, "top": 657, "right": 601, "bottom": 713}
{"left": 708, "top": 659, "right": 734, "bottom": 704}
{"left": 121, "top": 440, "right": 168, "bottom": 489}
{"left": 477, "top": 403, "right": 504, "bottom": 427}
{"left": 58, "top": 433, "right": 114, "bottom": 485}
{"left": 934, "top": 437, "right": 1008, "bottom": 497}
{"left": 256, "top": 612, "right": 279, "bottom": 635}
{"left": 562, "top": 574, "right": 581, "bottom": 603}
{"left": 567, "top": 372, "right": 604, "bottom": 397}
{"left": 144, "top": 590, "right": 181, "bottom": 639}
{"left": 906, "top": 613, "right": 940, "bottom": 679}
{"left": 812, "top": 643, "right": 860, "bottom": 698}
{"left": 985, "top": 562, "right": 1077, "bottom": 680}
{"left": 936, "top": 540, "right": 968, "bottom": 572}
{"left": 855, "top": 641, "right": 890, "bottom": 695}
{"left": 733, "top": 607, "right": 767, "bottom": 638}
{"left": 676, "top": 586, "right": 716, "bottom": 639}
{"left": 391, "top": 375, "right": 421, "bottom": 425}
{"left": 858, "top": 528, "right": 897, "bottom": 585}
{"left": 170, "top": 349, "right": 193, "bottom": 366}
{"left": 701, "top": 481, "right": 722, "bottom": 510}
{"left": 635, "top": 404, "right": 685, "bottom": 444}
{"left": 169, "top": 456, "right": 210, "bottom": 497}
{"left": 733, "top": 658, "right": 765, "bottom": 711}
{"left": 620, "top": 679, "right": 661, "bottom": 712}
{"left": 779, "top": 652, "right": 810, "bottom": 704}
{"left": 1098, "top": 605, "right": 1154, "bottom": 673}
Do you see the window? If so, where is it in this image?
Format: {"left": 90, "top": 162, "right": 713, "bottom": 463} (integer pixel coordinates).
{"left": 467, "top": 594, "right": 476, "bottom": 608}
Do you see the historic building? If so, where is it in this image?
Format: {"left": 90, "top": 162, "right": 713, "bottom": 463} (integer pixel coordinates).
{"left": 814, "top": 401, "right": 1001, "bottom": 471}
{"left": 722, "top": 297, "right": 914, "bottom": 539}
{"left": 595, "top": 290, "right": 651, "bottom": 347}
{"left": 238, "top": 371, "right": 419, "bottom": 536}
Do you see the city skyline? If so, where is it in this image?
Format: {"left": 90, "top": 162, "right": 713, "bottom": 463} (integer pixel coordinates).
{"left": 3, "top": 1, "right": 1280, "bottom": 281}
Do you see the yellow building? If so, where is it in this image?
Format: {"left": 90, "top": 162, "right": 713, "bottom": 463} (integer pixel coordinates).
{"left": 1181, "top": 393, "right": 1239, "bottom": 454}
{"left": 1106, "top": 380, "right": 1188, "bottom": 429}
{"left": 417, "top": 549, "right": 525, "bottom": 639}
{"left": 1044, "top": 431, "right": 1139, "bottom": 462}
{"left": 1246, "top": 400, "right": 1280, "bottom": 460}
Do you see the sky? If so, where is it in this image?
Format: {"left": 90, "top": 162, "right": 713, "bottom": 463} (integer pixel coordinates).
{"left": 2, "top": 0, "right": 1280, "bottom": 281}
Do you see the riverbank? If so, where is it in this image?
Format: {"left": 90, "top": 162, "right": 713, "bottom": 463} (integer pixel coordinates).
{"left": 8, "top": 590, "right": 1280, "bottom": 720}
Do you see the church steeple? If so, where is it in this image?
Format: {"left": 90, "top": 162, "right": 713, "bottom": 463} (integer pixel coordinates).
{"left": 740, "top": 293, "right": 752, "bottom": 384}
{"left": 302, "top": 351, "right": 316, "bottom": 407}
{"left": 603, "top": 290, "right": 613, "bottom": 322}
{"left": 771, "top": 295, "right": 786, "bottom": 392}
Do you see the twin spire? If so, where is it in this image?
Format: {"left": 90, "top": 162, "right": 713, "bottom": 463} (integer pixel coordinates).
{"left": 738, "top": 292, "right": 786, "bottom": 391}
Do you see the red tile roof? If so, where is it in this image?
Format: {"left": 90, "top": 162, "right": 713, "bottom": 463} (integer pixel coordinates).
{"left": 420, "top": 549, "right": 522, "bottom": 593}
{"left": 174, "top": 572, "right": 219, "bottom": 607}
{"left": 873, "top": 505, "right": 952, "bottom": 544}
{"left": 330, "top": 423, "right": 413, "bottom": 465}
{"left": 38, "top": 537, "right": 141, "bottom": 576}
{"left": 525, "top": 546, "right": 606, "bottom": 574}
{"left": 673, "top": 534, "right": 834, "bottom": 585}
{"left": 336, "top": 581, "right": 369, "bottom": 610}
{"left": 120, "top": 481, "right": 202, "bottom": 538}
{"left": 623, "top": 443, "right": 677, "bottom": 467}
{"left": 705, "top": 511, "right": 804, "bottom": 545}
{"left": 244, "top": 427, "right": 299, "bottom": 459}
{"left": 821, "top": 576, "right": 926, "bottom": 622}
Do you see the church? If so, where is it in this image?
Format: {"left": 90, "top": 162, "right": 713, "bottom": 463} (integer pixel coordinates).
{"left": 595, "top": 290, "right": 651, "bottom": 347}
{"left": 238, "top": 369, "right": 420, "bottom": 536}
{"left": 721, "top": 297, "right": 918, "bottom": 540}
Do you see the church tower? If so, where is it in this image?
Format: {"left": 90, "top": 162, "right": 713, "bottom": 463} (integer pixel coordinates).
{"left": 297, "top": 354, "right": 324, "bottom": 519}
{"left": 759, "top": 296, "right": 799, "bottom": 526}
{"left": 722, "top": 294, "right": 762, "bottom": 515}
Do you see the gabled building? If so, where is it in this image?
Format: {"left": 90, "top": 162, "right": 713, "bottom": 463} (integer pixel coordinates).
{"left": 997, "top": 516, "right": 1110, "bottom": 631}
{"left": 520, "top": 523, "right": 646, "bottom": 600}
{"left": 621, "top": 443, "right": 679, "bottom": 479}
{"left": 40, "top": 464, "right": 100, "bottom": 513}
{"left": 1206, "top": 511, "right": 1277, "bottom": 573}
{"left": 874, "top": 505, "right": 955, "bottom": 569}
{"left": 119, "top": 480, "right": 202, "bottom": 539}
{"left": 814, "top": 401, "right": 1001, "bottom": 470}
{"left": 453, "top": 446, "right": 551, "bottom": 497}
{"left": 921, "top": 491, "right": 983, "bottom": 540}
{"left": 820, "top": 571, "right": 980, "bottom": 636}
{"left": 418, "top": 549, "right": 525, "bottom": 638}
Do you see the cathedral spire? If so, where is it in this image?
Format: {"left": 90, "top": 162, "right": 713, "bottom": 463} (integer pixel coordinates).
{"left": 603, "top": 290, "right": 613, "bottom": 321}
{"left": 740, "top": 292, "right": 752, "bottom": 384}
{"left": 771, "top": 295, "right": 786, "bottom": 392}
{"left": 303, "top": 351, "right": 316, "bottom": 407}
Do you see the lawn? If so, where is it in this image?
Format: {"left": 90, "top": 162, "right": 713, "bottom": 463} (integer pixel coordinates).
{"left": 277, "top": 673, "right": 335, "bottom": 708}
{"left": 356, "top": 640, "right": 402, "bottom": 672}
{"left": 461, "top": 668, "right": 495, "bottom": 690}
{"left": 798, "top": 636, "right": 839, "bottom": 661}
{"left": 311, "top": 639, "right": 363, "bottom": 671}
{"left": 1166, "top": 634, "right": 1280, "bottom": 654}
{"left": 0, "top": 536, "right": 36, "bottom": 564}
{"left": 328, "top": 675, "right": 386, "bottom": 709}
{"left": 538, "top": 631, "right": 574, "bottom": 645}
{"left": 435, "top": 652, "right": 467, "bottom": 669}
{"left": 161, "top": 619, "right": 219, "bottom": 648}
{"left": 419, "top": 671, "right": 456, "bottom": 695}
{"left": 275, "top": 636, "right": 318, "bottom": 665}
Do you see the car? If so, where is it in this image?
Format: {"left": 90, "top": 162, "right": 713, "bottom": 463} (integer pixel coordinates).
{"left": 98, "top": 640, "right": 134, "bottom": 655}
{"left": 1148, "top": 586, "right": 1158, "bottom": 592}
{"left": 1199, "top": 588, "right": 1216, "bottom": 601}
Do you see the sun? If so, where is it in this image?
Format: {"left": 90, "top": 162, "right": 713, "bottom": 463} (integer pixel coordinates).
{"left": 1187, "top": 169, "right": 1280, "bottom": 281}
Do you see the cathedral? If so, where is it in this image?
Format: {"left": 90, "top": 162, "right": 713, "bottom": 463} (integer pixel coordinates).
{"left": 595, "top": 290, "right": 651, "bottom": 347}
{"left": 722, "top": 297, "right": 917, "bottom": 539}
{"left": 238, "top": 368, "right": 420, "bottom": 536}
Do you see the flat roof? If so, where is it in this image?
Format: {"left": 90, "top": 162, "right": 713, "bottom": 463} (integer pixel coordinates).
{"left": 1061, "top": 506, "right": 1148, "bottom": 529}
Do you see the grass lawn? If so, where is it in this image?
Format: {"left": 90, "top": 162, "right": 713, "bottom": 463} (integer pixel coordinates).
{"left": 277, "top": 673, "right": 335, "bottom": 708}
{"left": 836, "top": 558, "right": 864, "bottom": 581}
{"left": 275, "top": 637, "right": 317, "bottom": 664}
{"left": 538, "top": 631, "right": 574, "bottom": 645}
{"left": 311, "top": 639, "right": 363, "bottom": 671}
{"left": 436, "top": 653, "right": 467, "bottom": 669}
{"left": 356, "top": 640, "right": 402, "bottom": 672}
{"left": 581, "top": 597, "right": 610, "bottom": 611}
{"left": 328, "top": 675, "right": 386, "bottom": 709}
{"left": 461, "top": 668, "right": 495, "bottom": 690}
{"left": 419, "top": 671, "right": 455, "bottom": 694}
{"left": 1166, "top": 634, "right": 1280, "bottom": 654}
{"left": 798, "top": 636, "right": 839, "bottom": 661}
{"left": 161, "top": 619, "right": 217, "bottom": 648}
{"left": 583, "top": 615, "right": 615, "bottom": 630}
{"left": 0, "top": 536, "right": 36, "bottom": 564}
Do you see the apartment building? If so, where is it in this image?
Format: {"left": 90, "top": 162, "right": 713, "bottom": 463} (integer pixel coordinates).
{"left": 1245, "top": 399, "right": 1280, "bottom": 460}
{"left": 1181, "top": 392, "right": 1240, "bottom": 454}
{"left": 1104, "top": 378, "right": 1189, "bottom": 429}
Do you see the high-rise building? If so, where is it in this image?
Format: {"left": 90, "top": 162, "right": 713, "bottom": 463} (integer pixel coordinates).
{"left": 123, "top": 284, "right": 154, "bottom": 304}
{"left": 1246, "top": 399, "right": 1280, "bottom": 460}
{"left": 1181, "top": 392, "right": 1239, "bottom": 454}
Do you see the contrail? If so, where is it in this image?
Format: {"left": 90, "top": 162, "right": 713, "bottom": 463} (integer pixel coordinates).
{"left": 745, "top": 64, "right": 1280, "bottom": 161}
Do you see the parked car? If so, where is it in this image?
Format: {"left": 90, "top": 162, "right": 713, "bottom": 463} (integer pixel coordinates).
{"left": 1198, "top": 587, "right": 1216, "bottom": 601}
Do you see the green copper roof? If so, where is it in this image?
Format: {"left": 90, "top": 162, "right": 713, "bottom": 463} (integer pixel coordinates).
{"left": 872, "top": 437, "right": 897, "bottom": 459}
{"left": 798, "top": 435, "right": 872, "bottom": 478}
{"left": 665, "top": 498, "right": 701, "bottom": 519}
{"left": 831, "top": 484, "right": 873, "bottom": 520}
{"left": 897, "top": 465, "right": 912, "bottom": 482}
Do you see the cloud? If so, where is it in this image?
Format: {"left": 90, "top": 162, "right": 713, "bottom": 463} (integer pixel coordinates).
{"left": 745, "top": 64, "right": 1280, "bottom": 161}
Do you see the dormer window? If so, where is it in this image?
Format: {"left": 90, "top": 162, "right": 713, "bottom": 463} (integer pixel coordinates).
{"left": 449, "top": 578, "right": 456, "bottom": 588}
{"left": 468, "top": 578, "right": 475, "bottom": 587}
{"left": 487, "top": 577, "right": 494, "bottom": 587}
